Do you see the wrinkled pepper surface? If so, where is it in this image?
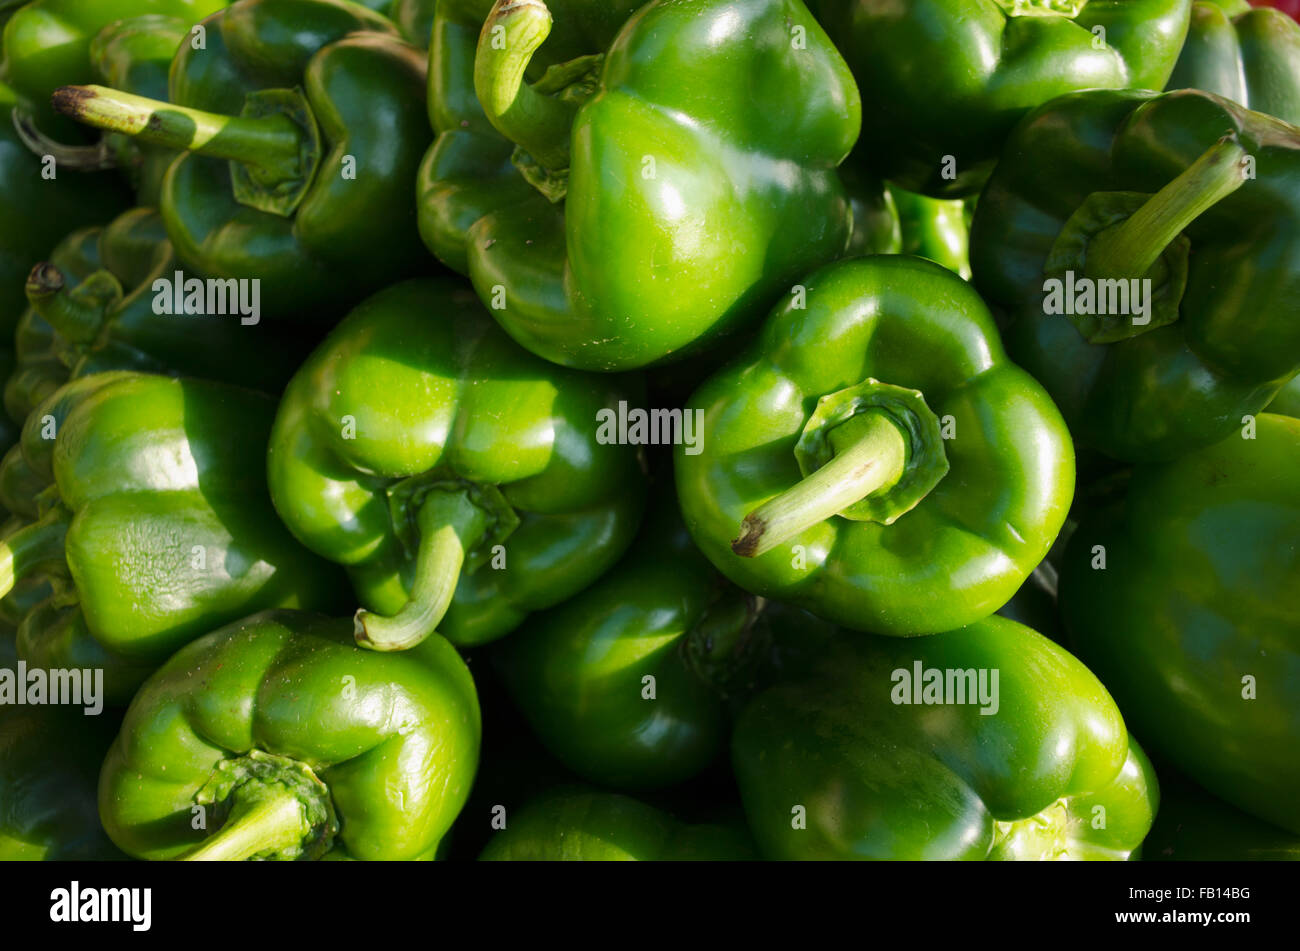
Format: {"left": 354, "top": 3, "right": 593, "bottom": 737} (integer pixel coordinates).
{"left": 52, "top": 0, "right": 433, "bottom": 322}
{"left": 676, "top": 256, "right": 1074, "bottom": 636}
{"left": 813, "top": 0, "right": 1192, "bottom": 197}
{"left": 733, "top": 615, "right": 1158, "bottom": 860}
{"left": 99, "top": 609, "right": 480, "bottom": 860}
{"left": 268, "top": 278, "right": 646, "bottom": 651}
{"left": 417, "top": 0, "right": 860, "bottom": 370}
{"left": 0, "top": 372, "right": 347, "bottom": 705}
{"left": 972, "top": 88, "right": 1300, "bottom": 461}
{"left": 1061, "top": 412, "right": 1300, "bottom": 834}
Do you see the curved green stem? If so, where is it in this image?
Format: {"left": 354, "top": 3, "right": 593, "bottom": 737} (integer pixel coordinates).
{"left": 1086, "top": 136, "right": 1249, "bottom": 280}
{"left": 183, "top": 784, "right": 311, "bottom": 862}
{"left": 0, "top": 507, "right": 70, "bottom": 599}
{"left": 733, "top": 412, "right": 907, "bottom": 558}
{"left": 26, "top": 264, "right": 117, "bottom": 345}
{"left": 52, "top": 84, "right": 303, "bottom": 175}
{"left": 354, "top": 487, "right": 491, "bottom": 652}
{"left": 474, "top": 0, "right": 576, "bottom": 172}
{"left": 10, "top": 108, "right": 118, "bottom": 171}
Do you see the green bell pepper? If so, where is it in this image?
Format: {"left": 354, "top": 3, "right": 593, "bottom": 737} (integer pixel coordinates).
{"left": 1144, "top": 772, "right": 1300, "bottom": 860}
{"left": 1061, "top": 412, "right": 1300, "bottom": 834}
{"left": 479, "top": 787, "right": 756, "bottom": 861}
{"left": 6, "top": 206, "right": 302, "bottom": 426}
{"left": 1, "top": 0, "right": 228, "bottom": 136}
{"left": 0, "top": 78, "right": 131, "bottom": 454}
{"left": 7, "top": 224, "right": 137, "bottom": 427}
{"left": 971, "top": 88, "right": 1300, "bottom": 461}
{"left": 733, "top": 615, "right": 1158, "bottom": 860}
{"left": 675, "top": 255, "right": 1074, "bottom": 636}
{"left": 813, "top": 0, "right": 1192, "bottom": 197}
{"left": 493, "top": 502, "right": 747, "bottom": 790}
{"left": 0, "top": 704, "right": 125, "bottom": 860}
{"left": 416, "top": 0, "right": 860, "bottom": 371}
{"left": 1168, "top": 0, "right": 1300, "bottom": 125}
{"left": 11, "top": 14, "right": 200, "bottom": 206}
{"left": 51, "top": 0, "right": 433, "bottom": 323}
{"left": 98, "top": 609, "right": 480, "bottom": 860}
{"left": 0, "top": 372, "right": 348, "bottom": 705}
{"left": 268, "top": 278, "right": 646, "bottom": 652}
{"left": 493, "top": 496, "right": 839, "bottom": 791}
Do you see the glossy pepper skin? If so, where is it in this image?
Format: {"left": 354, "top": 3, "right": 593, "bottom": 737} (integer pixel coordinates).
{"left": 51, "top": 0, "right": 433, "bottom": 323}
{"left": 890, "top": 185, "right": 972, "bottom": 280}
{"left": 813, "top": 0, "right": 1192, "bottom": 197}
{"left": 733, "top": 616, "right": 1158, "bottom": 860}
{"left": 7, "top": 207, "right": 302, "bottom": 426}
{"left": 417, "top": 0, "right": 860, "bottom": 371}
{"left": 1061, "top": 413, "right": 1300, "bottom": 835}
{"left": 0, "top": 372, "right": 348, "bottom": 705}
{"left": 479, "top": 788, "right": 756, "bottom": 861}
{"left": 971, "top": 89, "right": 1300, "bottom": 462}
{"left": 99, "top": 609, "right": 480, "bottom": 860}
{"left": 675, "top": 256, "right": 1074, "bottom": 637}
{"left": 1, "top": 0, "right": 228, "bottom": 135}
{"left": 12, "top": 14, "right": 207, "bottom": 208}
{"left": 493, "top": 498, "right": 835, "bottom": 791}
{"left": 1169, "top": 0, "right": 1300, "bottom": 125}
{"left": 0, "top": 704, "right": 125, "bottom": 860}
{"left": 1144, "top": 772, "right": 1300, "bottom": 860}
{"left": 268, "top": 278, "right": 646, "bottom": 652}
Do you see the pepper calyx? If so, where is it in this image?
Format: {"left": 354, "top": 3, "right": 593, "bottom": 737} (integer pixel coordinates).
{"left": 1045, "top": 191, "right": 1188, "bottom": 344}
{"left": 187, "top": 750, "right": 337, "bottom": 862}
{"left": 232, "top": 87, "right": 322, "bottom": 217}
{"left": 794, "top": 378, "right": 949, "bottom": 526}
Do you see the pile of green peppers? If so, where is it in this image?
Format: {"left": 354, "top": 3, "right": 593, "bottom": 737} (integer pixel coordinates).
{"left": 0, "top": 0, "right": 1295, "bottom": 864}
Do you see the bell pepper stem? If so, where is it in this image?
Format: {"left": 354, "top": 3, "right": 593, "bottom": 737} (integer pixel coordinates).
{"left": 733, "top": 412, "right": 908, "bottom": 558}
{"left": 474, "top": 0, "right": 576, "bottom": 172}
{"left": 354, "top": 488, "right": 491, "bottom": 651}
{"left": 182, "top": 785, "right": 311, "bottom": 862}
{"left": 1086, "top": 136, "right": 1249, "bottom": 280}
{"left": 0, "top": 507, "right": 70, "bottom": 599}
{"left": 10, "top": 108, "right": 118, "bottom": 171}
{"left": 26, "top": 264, "right": 111, "bottom": 345}
{"left": 51, "top": 85, "right": 303, "bottom": 173}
